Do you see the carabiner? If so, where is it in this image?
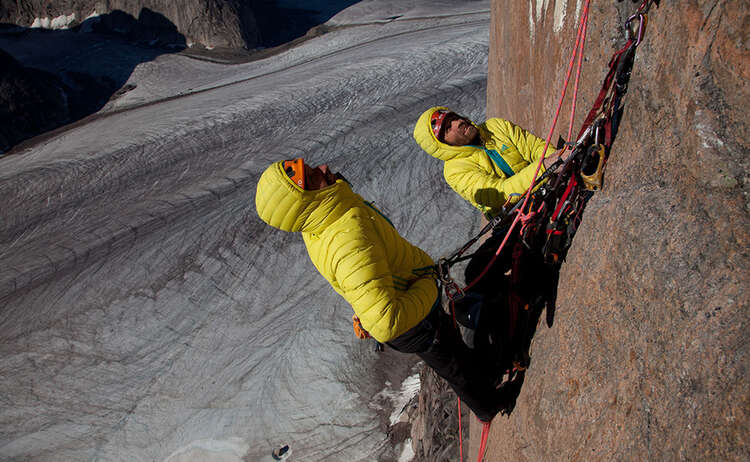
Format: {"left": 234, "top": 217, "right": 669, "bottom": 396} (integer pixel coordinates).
{"left": 580, "top": 144, "right": 606, "bottom": 191}
{"left": 625, "top": 13, "right": 647, "bottom": 46}
{"left": 436, "top": 257, "right": 465, "bottom": 302}
{"left": 436, "top": 257, "right": 451, "bottom": 283}
{"left": 638, "top": 0, "right": 659, "bottom": 15}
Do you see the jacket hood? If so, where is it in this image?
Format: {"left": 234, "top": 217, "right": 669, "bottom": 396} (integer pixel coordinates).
{"left": 413, "top": 106, "right": 484, "bottom": 162}
{"left": 255, "top": 161, "right": 355, "bottom": 234}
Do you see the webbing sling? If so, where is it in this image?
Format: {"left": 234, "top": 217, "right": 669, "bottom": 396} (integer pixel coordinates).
{"left": 482, "top": 147, "right": 515, "bottom": 178}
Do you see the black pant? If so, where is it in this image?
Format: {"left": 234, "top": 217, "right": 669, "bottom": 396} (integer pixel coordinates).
{"left": 463, "top": 227, "right": 516, "bottom": 297}
{"left": 387, "top": 299, "right": 503, "bottom": 422}
{"left": 463, "top": 226, "right": 558, "bottom": 369}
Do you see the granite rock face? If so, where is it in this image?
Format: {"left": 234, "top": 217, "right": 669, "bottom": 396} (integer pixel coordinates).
{"left": 474, "top": 1, "right": 749, "bottom": 460}
{"left": 409, "top": 367, "right": 469, "bottom": 462}
{"left": 0, "top": 0, "right": 259, "bottom": 49}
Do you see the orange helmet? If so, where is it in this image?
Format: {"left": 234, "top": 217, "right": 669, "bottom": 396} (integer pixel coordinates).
{"left": 430, "top": 109, "right": 449, "bottom": 138}
{"left": 283, "top": 158, "right": 305, "bottom": 189}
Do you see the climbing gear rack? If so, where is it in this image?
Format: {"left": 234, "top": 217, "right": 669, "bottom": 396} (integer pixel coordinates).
{"left": 446, "top": 1, "right": 658, "bottom": 461}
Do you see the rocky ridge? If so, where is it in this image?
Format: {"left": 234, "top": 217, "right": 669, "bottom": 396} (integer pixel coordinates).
{"left": 472, "top": 1, "right": 749, "bottom": 460}
{"left": 407, "top": 367, "right": 469, "bottom": 462}
{"left": 0, "top": 48, "right": 68, "bottom": 153}
{"left": 0, "top": 0, "right": 259, "bottom": 49}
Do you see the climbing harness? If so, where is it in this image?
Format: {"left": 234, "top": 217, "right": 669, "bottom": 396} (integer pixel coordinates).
{"left": 445, "top": 1, "right": 658, "bottom": 460}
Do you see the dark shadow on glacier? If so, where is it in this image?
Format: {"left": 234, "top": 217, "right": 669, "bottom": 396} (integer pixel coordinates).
{"left": 0, "top": 9, "right": 186, "bottom": 153}
{"left": 251, "top": 0, "right": 362, "bottom": 47}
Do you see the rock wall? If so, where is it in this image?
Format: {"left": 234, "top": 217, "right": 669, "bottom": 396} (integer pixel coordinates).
{"left": 476, "top": 1, "right": 749, "bottom": 460}
{"left": 408, "top": 368, "right": 468, "bottom": 462}
{"left": 0, "top": 0, "right": 259, "bottom": 49}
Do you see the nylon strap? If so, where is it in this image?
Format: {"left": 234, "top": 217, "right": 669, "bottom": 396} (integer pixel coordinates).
{"left": 483, "top": 147, "right": 516, "bottom": 178}
{"left": 576, "top": 38, "right": 634, "bottom": 139}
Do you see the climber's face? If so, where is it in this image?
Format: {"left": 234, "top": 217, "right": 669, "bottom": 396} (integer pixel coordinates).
{"left": 443, "top": 117, "right": 478, "bottom": 146}
{"left": 304, "top": 162, "right": 337, "bottom": 190}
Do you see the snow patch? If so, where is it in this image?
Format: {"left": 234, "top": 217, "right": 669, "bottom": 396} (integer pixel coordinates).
{"left": 530, "top": 0, "right": 582, "bottom": 40}
{"left": 528, "top": 2, "right": 535, "bottom": 42}
{"left": 535, "top": 0, "right": 547, "bottom": 23}
{"left": 163, "top": 438, "right": 249, "bottom": 462}
{"left": 397, "top": 438, "right": 416, "bottom": 462}
{"left": 31, "top": 13, "right": 77, "bottom": 30}
{"left": 531, "top": 0, "right": 550, "bottom": 40}
{"left": 371, "top": 373, "right": 421, "bottom": 426}
{"left": 695, "top": 110, "right": 725, "bottom": 149}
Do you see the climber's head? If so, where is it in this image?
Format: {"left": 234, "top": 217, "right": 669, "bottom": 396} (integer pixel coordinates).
{"left": 431, "top": 109, "right": 479, "bottom": 146}
{"left": 441, "top": 112, "right": 479, "bottom": 146}
{"left": 283, "top": 158, "right": 337, "bottom": 190}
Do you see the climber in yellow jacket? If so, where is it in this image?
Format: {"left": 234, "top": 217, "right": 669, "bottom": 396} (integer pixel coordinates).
{"left": 413, "top": 106, "right": 570, "bottom": 218}
{"left": 413, "top": 107, "right": 568, "bottom": 369}
{"left": 255, "top": 158, "right": 512, "bottom": 422}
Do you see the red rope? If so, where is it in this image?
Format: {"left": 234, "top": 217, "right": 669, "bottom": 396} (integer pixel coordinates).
{"left": 462, "top": 0, "right": 592, "bottom": 293}
{"left": 568, "top": 4, "right": 589, "bottom": 141}
{"left": 527, "top": 0, "right": 592, "bottom": 197}
{"left": 476, "top": 421, "right": 492, "bottom": 462}
{"left": 449, "top": 300, "right": 465, "bottom": 462}
{"left": 458, "top": 399, "right": 464, "bottom": 461}
{"left": 455, "top": 3, "right": 593, "bottom": 461}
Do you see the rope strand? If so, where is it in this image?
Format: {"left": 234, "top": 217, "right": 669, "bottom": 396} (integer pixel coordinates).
{"left": 458, "top": 3, "right": 593, "bottom": 461}
{"left": 462, "top": 0, "right": 592, "bottom": 293}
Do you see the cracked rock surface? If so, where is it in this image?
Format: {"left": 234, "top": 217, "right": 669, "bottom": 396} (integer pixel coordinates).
{"left": 477, "top": 1, "right": 748, "bottom": 461}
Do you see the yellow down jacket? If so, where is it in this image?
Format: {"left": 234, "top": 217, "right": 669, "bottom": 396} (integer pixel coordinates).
{"left": 255, "top": 161, "right": 437, "bottom": 343}
{"left": 414, "top": 106, "right": 550, "bottom": 217}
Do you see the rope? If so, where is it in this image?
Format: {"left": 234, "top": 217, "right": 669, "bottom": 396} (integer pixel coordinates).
{"left": 452, "top": 3, "right": 593, "bottom": 461}
{"left": 448, "top": 1, "right": 658, "bottom": 459}
{"left": 458, "top": 399, "right": 464, "bottom": 462}
{"left": 526, "top": 0, "right": 592, "bottom": 200}
{"left": 476, "top": 421, "right": 492, "bottom": 462}
{"left": 462, "top": 0, "right": 593, "bottom": 293}
{"left": 568, "top": 3, "right": 589, "bottom": 141}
